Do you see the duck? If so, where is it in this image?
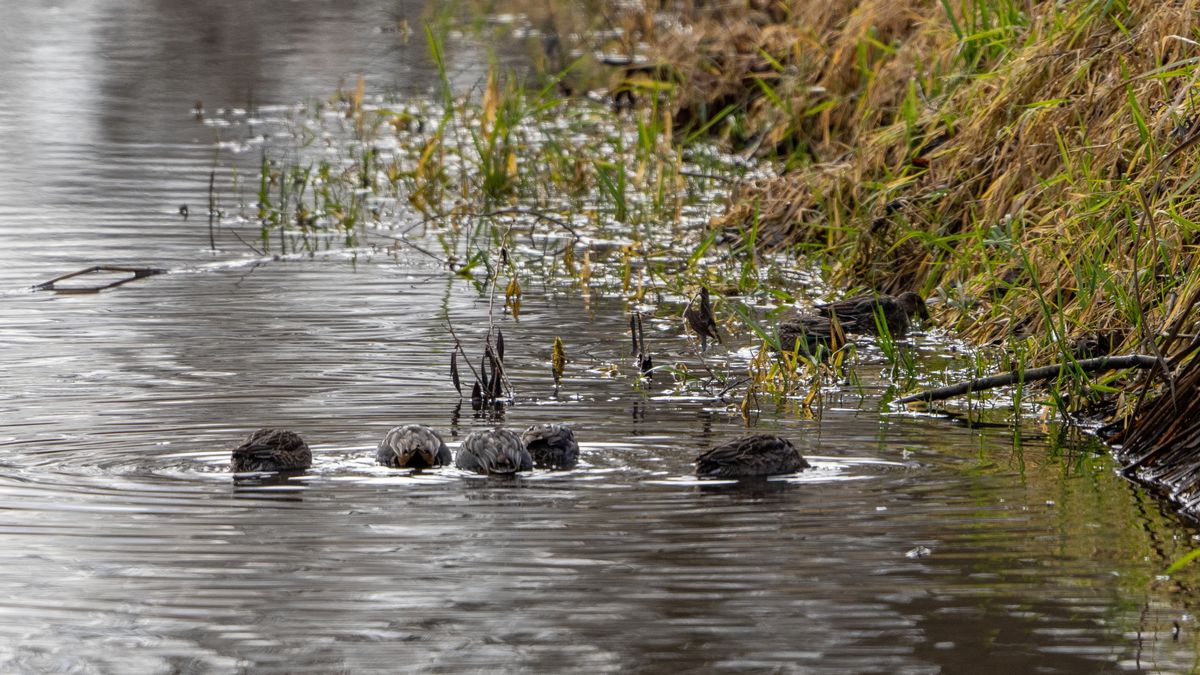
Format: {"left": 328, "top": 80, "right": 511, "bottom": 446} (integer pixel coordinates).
{"left": 521, "top": 423, "right": 579, "bottom": 470}
{"left": 777, "top": 314, "right": 844, "bottom": 356}
{"left": 455, "top": 429, "right": 533, "bottom": 475}
{"left": 230, "top": 428, "right": 312, "bottom": 473}
{"left": 694, "top": 434, "right": 809, "bottom": 478}
{"left": 376, "top": 425, "right": 451, "bottom": 469}
{"left": 815, "top": 291, "right": 928, "bottom": 338}
{"left": 683, "top": 286, "right": 722, "bottom": 351}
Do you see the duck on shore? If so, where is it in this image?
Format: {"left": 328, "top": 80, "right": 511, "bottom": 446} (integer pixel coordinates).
{"left": 777, "top": 314, "right": 844, "bottom": 356}
{"left": 521, "top": 423, "right": 579, "bottom": 470}
{"left": 694, "top": 434, "right": 809, "bottom": 478}
{"left": 455, "top": 429, "right": 533, "bottom": 475}
{"left": 376, "top": 425, "right": 451, "bottom": 469}
{"left": 230, "top": 428, "right": 312, "bottom": 473}
{"left": 815, "top": 291, "right": 928, "bottom": 338}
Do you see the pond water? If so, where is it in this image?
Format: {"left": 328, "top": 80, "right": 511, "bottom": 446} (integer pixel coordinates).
{"left": 2, "top": 2, "right": 1200, "bottom": 673}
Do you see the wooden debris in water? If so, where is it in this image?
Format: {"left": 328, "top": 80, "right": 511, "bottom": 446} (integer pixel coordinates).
{"left": 896, "top": 354, "right": 1159, "bottom": 405}
{"left": 33, "top": 265, "right": 167, "bottom": 293}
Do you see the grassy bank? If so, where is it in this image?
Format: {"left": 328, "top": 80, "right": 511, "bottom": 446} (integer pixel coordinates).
{"left": 617, "top": 0, "right": 1199, "bottom": 377}
{"left": 571, "top": 0, "right": 1200, "bottom": 511}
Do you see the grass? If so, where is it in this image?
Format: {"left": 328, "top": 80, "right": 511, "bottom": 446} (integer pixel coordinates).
{"left": 557, "top": 0, "right": 1200, "bottom": 422}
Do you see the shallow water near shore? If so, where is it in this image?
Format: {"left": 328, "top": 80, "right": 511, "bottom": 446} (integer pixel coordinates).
{"left": 2, "top": 2, "right": 1200, "bottom": 673}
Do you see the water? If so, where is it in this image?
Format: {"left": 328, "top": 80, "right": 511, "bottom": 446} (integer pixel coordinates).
{"left": 2, "top": 2, "right": 1199, "bottom": 673}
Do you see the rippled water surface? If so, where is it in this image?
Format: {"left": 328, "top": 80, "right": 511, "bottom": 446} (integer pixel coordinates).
{"left": 3, "top": 2, "right": 1200, "bottom": 673}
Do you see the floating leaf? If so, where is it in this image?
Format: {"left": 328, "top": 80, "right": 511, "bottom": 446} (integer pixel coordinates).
{"left": 552, "top": 336, "right": 566, "bottom": 384}
{"left": 505, "top": 277, "right": 522, "bottom": 318}
{"left": 563, "top": 242, "right": 576, "bottom": 276}
{"left": 450, "top": 351, "right": 462, "bottom": 395}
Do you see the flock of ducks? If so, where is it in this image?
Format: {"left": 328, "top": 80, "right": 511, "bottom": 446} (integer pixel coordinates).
{"left": 229, "top": 424, "right": 805, "bottom": 479}
{"left": 229, "top": 293, "right": 929, "bottom": 481}
{"left": 230, "top": 423, "right": 581, "bottom": 476}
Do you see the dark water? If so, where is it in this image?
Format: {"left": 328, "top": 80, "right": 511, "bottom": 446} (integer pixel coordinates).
{"left": 2, "top": 2, "right": 1200, "bottom": 673}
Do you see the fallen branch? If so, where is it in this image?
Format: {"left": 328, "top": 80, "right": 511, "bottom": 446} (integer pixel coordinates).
{"left": 33, "top": 265, "right": 167, "bottom": 293}
{"left": 896, "top": 354, "right": 1161, "bottom": 405}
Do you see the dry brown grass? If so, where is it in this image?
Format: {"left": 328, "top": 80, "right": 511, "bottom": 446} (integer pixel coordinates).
{"left": 616, "top": 1, "right": 1200, "bottom": 369}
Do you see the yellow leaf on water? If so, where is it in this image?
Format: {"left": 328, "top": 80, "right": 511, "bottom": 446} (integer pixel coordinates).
{"left": 563, "top": 243, "right": 576, "bottom": 276}
{"left": 552, "top": 336, "right": 566, "bottom": 383}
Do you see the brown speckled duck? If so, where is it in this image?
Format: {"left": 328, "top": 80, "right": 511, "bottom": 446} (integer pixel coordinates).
{"left": 521, "top": 423, "right": 579, "bottom": 470}
{"left": 455, "top": 429, "right": 533, "bottom": 475}
{"left": 815, "top": 291, "right": 928, "bottom": 338}
{"left": 694, "top": 434, "right": 809, "bottom": 479}
{"left": 376, "top": 425, "right": 452, "bottom": 469}
{"left": 777, "top": 314, "right": 843, "bottom": 356}
{"left": 230, "top": 428, "right": 312, "bottom": 473}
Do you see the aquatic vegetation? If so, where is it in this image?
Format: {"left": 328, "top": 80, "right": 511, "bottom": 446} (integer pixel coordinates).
{"left": 448, "top": 325, "right": 508, "bottom": 411}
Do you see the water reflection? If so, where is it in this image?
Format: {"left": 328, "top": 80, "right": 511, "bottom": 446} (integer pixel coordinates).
{"left": 0, "top": 0, "right": 501, "bottom": 288}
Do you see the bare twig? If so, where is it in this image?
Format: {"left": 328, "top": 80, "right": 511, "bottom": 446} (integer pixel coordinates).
{"left": 207, "top": 170, "right": 217, "bottom": 252}
{"left": 33, "top": 266, "right": 167, "bottom": 293}
{"left": 477, "top": 208, "right": 581, "bottom": 240}
{"left": 230, "top": 229, "right": 266, "bottom": 256}
{"left": 371, "top": 231, "right": 448, "bottom": 265}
